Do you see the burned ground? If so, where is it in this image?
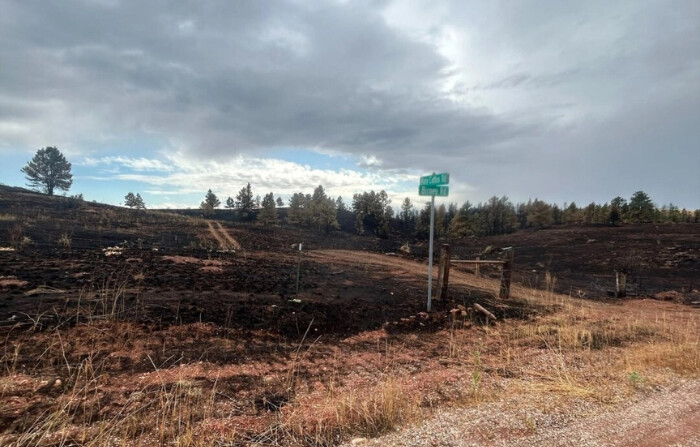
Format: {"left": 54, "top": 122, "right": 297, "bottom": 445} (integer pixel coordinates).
{"left": 0, "top": 186, "right": 698, "bottom": 446}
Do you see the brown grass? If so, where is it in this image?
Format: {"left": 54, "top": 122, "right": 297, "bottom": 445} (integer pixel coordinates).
{"left": 1, "top": 268, "right": 698, "bottom": 446}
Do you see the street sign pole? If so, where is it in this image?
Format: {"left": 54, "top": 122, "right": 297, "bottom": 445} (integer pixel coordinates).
{"left": 419, "top": 172, "right": 449, "bottom": 313}
{"left": 427, "top": 194, "right": 435, "bottom": 312}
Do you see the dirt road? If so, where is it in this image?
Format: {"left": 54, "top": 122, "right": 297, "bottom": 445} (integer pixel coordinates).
{"left": 347, "top": 380, "right": 700, "bottom": 447}
{"left": 206, "top": 220, "right": 242, "bottom": 250}
{"left": 308, "top": 249, "right": 513, "bottom": 296}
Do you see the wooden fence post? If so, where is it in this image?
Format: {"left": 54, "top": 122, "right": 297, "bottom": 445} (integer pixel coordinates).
{"left": 475, "top": 255, "right": 480, "bottom": 278}
{"left": 615, "top": 270, "right": 627, "bottom": 298}
{"left": 436, "top": 244, "right": 451, "bottom": 301}
{"left": 499, "top": 249, "right": 514, "bottom": 299}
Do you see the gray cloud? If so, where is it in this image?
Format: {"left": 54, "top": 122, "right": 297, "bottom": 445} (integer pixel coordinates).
{"left": 1, "top": 0, "right": 698, "bottom": 207}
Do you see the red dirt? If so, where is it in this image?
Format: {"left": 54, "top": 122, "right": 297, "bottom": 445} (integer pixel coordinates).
{"left": 0, "top": 186, "right": 698, "bottom": 446}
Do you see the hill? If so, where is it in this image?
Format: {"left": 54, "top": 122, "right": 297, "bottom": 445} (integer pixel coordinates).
{"left": 0, "top": 184, "right": 698, "bottom": 446}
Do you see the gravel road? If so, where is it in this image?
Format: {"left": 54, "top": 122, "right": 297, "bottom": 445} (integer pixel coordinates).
{"left": 343, "top": 379, "right": 700, "bottom": 447}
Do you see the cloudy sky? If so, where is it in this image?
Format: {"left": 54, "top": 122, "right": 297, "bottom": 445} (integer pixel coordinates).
{"left": 1, "top": 0, "right": 698, "bottom": 209}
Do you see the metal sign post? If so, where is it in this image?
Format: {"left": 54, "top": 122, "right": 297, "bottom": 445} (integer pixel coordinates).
{"left": 295, "top": 243, "right": 302, "bottom": 295}
{"left": 427, "top": 194, "right": 435, "bottom": 311}
{"left": 419, "top": 172, "right": 449, "bottom": 312}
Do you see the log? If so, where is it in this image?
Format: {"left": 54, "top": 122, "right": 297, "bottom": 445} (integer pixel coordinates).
{"left": 473, "top": 303, "right": 497, "bottom": 321}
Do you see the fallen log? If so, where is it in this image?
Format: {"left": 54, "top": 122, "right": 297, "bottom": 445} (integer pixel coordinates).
{"left": 473, "top": 303, "right": 497, "bottom": 321}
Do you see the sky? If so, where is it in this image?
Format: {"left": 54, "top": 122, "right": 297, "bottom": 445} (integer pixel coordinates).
{"left": 1, "top": 0, "right": 698, "bottom": 210}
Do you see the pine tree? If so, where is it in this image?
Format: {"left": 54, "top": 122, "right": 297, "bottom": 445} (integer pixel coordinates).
{"left": 236, "top": 183, "right": 254, "bottom": 214}
{"left": 629, "top": 191, "right": 654, "bottom": 222}
{"left": 135, "top": 193, "right": 146, "bottom": 210}
{"left": 200, "top": 189, "right": 219, "bottom": 215}
{"left": 287, "top": 192, "right": 308, "bottom": 224}
{"left": 125, "top": 192, "right": 146, "bottom": 210}
{"left": 308, "top": 185, "right": 339, "bottom": 233}
{"left": 21, "top": 147, "right": 73, "bottom": 195}
{"left": 400, "top": 197, "right": 414, "bottom": 228}
{"left": 259, "top": 192, "right": 278, "bottom": 225}
{"left": 124, "top": 192, "right": 137, "bottom": 208}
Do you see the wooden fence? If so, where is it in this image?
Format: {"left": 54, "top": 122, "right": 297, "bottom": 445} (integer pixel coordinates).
{"left": 434, "top": 245, "right": 514, "bottom": 300}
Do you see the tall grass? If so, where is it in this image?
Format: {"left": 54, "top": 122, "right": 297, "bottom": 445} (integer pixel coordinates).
{"left": 278, "top": 378, "right": 419, "bottom": 446}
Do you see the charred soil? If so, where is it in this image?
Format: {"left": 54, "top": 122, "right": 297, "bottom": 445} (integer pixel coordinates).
{"left": 1, "top": 186, "right": 698, "bottom": 446}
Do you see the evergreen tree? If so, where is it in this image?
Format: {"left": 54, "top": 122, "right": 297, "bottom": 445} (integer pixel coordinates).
{"left": 125, "top": 192, "right": 146, "bottom": 210}
{"left": 564, "top": 202, "right": 581, "bottom": 224}
{"left": 21, "top": 146, "right": 73, "bottom": 195}
{"left": 435, "top": 203, "right": 447, "bottom": 236}
{"left": 448, "top": 201, "right": 473, "bottom": 238}
{"left": 352, "top": 190, "right": 392, "bottom": 237}
{"left": 259, "top": 192, "right": 278, "bottom": 225}
{"left": 308, "top": 185, "right": 339, "bottom": 233}
{"left": 124, "top": 192, "right": 137, "bottom": 208}
{"left": 629, "top": 191, "right": 654, "bottom": 222}
{"left": 236, "top": 183, "right": 255, "bottom": 219}
{"left": 135, "top": 193, "right": 146, "bottom": 210}
{"left": 526, "top": 199, "right": 553, "bottom": 229}
{"left": 610, "top": 196, "right": 627, "bottom": 224}
{"left": 336, "top": 196, "right": 347, "bottom": 212}
{"left": 400, "top": 197, "right": 415, "bottom": 229}
{"left": 609, "top": 207, "right": 621, "bottom": 225}
{"left": 551, "top": 204, "right": 563, "bottom": 225}
{"left": 583, "top": 202, "right": 596, "bottom": 224}
{"left": 203, "top": 189, "right": 220, "bottom": 208}
{"left": 287, "top": 192, "right": 308, "bottom": 224}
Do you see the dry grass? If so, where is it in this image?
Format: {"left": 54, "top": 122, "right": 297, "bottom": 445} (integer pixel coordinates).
{"left": 1, "top": 267, "right": 698, "bottom": 447}
{"left": 278, "top": 378, "right": 420, "bottom": 446}
{"left": 3, "top": 355, "right": 227, "bottom": 447}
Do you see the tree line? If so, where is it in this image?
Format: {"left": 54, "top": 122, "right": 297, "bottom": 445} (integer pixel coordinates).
{"left": 198, "top": 184, "right": 342, "bottom": 232}
{"left": 17, "top": 147, "right": 700, "bottom": 239}
{"left": 399, "top": 191, "right": 700, "bottom": 239}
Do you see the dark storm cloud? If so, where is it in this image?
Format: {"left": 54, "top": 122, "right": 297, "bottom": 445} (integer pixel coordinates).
{"left": 0, "top": 0, "right": 528, "bottom": 163}
{"left": 1, "top": 0, "right": 698, "bottom": 206}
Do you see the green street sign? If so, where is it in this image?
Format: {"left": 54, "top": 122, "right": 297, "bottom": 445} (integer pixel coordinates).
{"left": 420, "top": 172, "right": 449, "bottom": 186}
{"left": 419, "top": 185, "right": 449, "bottom": 197}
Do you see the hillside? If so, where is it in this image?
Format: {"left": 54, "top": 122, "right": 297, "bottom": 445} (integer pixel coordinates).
{"left": 0, "top": 185, "right": 699, "bottom": 446}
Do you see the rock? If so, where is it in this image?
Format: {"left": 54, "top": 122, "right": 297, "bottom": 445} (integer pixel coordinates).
{"left": 350, "top": 438, "right": 367, "bottom": 445}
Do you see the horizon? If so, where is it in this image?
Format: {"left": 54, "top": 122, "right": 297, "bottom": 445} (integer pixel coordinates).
{"left": 1, "top": 1, "right": 699, "bottom": 210}
{"left": 2, "top": 180, "right": 698, "bottom": 215}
